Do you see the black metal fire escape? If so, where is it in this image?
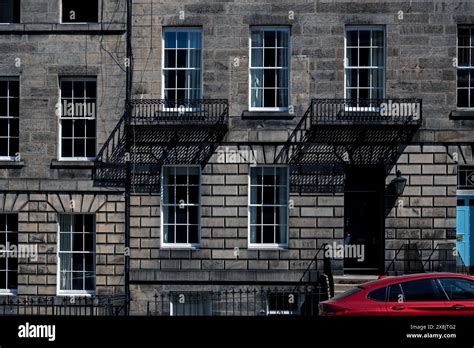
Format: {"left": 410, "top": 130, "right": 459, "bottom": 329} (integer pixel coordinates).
{"left": 276, "top": 98, "right": 423, "bottom": 193}
{"left": 93, "top": 99, "right": 229, "bottom": 192}
{"left": 92, "top": 99, "right": 228, "bottom": 314}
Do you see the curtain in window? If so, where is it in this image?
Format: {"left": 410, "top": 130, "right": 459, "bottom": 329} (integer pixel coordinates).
{"left": 59, "top": 215, "right": 72, "bottom": 290}
{"left": 277, "top": 168, "right": 288, "bottom": 244}
{"left": 250, "top": 28, "right": 290, "bottom": 109}
{"left": 345, "top": 28, "right": 385, "bottom": 101}
{"left": 163, "top": 29, "right": 202, "bottom": 102}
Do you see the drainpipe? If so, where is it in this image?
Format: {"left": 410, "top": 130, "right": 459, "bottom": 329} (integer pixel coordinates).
{"left": 124, "top": 0, "right": 133, "bottom": 316}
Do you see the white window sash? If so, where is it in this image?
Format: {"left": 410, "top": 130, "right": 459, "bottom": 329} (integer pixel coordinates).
{"left": 57, "top": 214, "right": 96, "bottom": 295}
{"left": 58, "top": 77, "right": 97, "bottom": 161}
{"left": 161, "top": 166, "right": 201, "bottom": 248}
{"left": 249, "top": 27, "right": 291, "bottom": 112}
{"left": 248, "top": 166, "right": 289, "bottom": 249}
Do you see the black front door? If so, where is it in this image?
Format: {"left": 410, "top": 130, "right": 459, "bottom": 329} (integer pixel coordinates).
{"left": 344, "top": 166, "right": 384, "bottom": 274}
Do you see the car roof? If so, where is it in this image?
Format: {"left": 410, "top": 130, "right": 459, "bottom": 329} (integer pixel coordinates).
{"left": 360, "top": 273, "right": 473, "bottom": 289}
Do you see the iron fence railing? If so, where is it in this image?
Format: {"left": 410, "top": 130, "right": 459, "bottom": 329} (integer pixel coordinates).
{"left": 0, "top": 296, "right": 127, "bottom": 316}
{"left": 128, "top": 99, "right": 229, "bottom": 126}
{"left": 147, "top": 287, "right": 329, "bottom": 317}
{"left": 309, "top": 98, "right": 423, "bottom": 126}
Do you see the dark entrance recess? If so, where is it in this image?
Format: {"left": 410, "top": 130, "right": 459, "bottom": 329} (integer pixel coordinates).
{"left": 344, "top": 166, "right": 385, "bottom": 274}
{"left": 0, "top": 0, "right": 20, "bottom": 23}
{"left": 62, "top": 0, "right": 98, "bottom": 23}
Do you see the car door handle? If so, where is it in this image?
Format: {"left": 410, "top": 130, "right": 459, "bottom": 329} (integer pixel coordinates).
{"left": 451, "top": 304, "right": 465, "bottom": 310}
{"left": 391, "top": 305, "right": 405, "bottom": 311}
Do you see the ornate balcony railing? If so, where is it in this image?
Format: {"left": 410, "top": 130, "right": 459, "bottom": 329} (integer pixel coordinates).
{"left": 458, "top": 166, "right": 474, "bottom": 190}
{"left": 128, "top": 99, "right": 229, "bottom": 126}
{"left": 309, "top": 98, "right": 422, "bottom": 126}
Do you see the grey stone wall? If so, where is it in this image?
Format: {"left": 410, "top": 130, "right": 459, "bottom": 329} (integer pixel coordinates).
{"left": 0, "top": 0, "right": 127, "bottom": 298}
{"left": 0, "top": 192, "right": 126, "bottom": 297}
{"left": 131, "top": 0, "right": 474, "bottom": 141}
{"left": 0, "top": 0, "right": 126, "bottom": 184}
{"left": 0, "top": 0, "right": 473, "bottom": 313}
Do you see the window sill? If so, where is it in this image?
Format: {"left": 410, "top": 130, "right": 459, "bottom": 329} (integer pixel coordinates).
{"left": 248, "top": 245, "right": 288, "bottom": 250}
{"left": 56, "top": 291, "right": 96, "bottom": 297}
{"left": 241, "top": 111, "right": 295, "bottom": 120}
{"left": 0, "top": 161, "right": 24, "bottom": 169}
{"left": 450, "top": 110, "right": 474, "bottom": 120}
{"left": 161, "top": 244, "right": 200, "bottom": 250}
{"left": 0, "top": 23, "right": 126, "bottom": 34}
{"left": 0, "top": 291, "right": 17, "bottom": 296}
{"left": 51, "top": 160, "right": 95, "bottom": 169}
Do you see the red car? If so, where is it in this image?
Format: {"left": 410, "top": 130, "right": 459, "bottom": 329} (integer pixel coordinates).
{"left": 319, "top": 273, "right": 474, "bottom": 316}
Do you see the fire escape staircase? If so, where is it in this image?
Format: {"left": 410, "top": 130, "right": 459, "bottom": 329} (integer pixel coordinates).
{"left": 93, "top": 99, "right": 229, "bottom": 193}
{"left": 276, "top": 98, "right": 423, "bottom": 193}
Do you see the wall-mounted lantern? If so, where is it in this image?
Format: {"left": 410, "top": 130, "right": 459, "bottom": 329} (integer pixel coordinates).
{"left": 391, "top": 170, "right": 407, "bottom": 196}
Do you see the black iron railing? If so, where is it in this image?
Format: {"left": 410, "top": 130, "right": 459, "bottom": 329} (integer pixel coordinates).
{"left": 458, "top": 166, "right": 474, "bottom": 190}
{"left": 0, "top": 296, "right": 127, "bottom": 316}
{"left": 309, "top": 98, "right": 423, "bottom": 126}
{"left": 147, "top": 287, "right": 328, "bottom": 317}
{"left": 96, "top": 113, "right": 127, "bottom": 164}
{"left": 128, "top": 99, "right": 229, "bottom": 126}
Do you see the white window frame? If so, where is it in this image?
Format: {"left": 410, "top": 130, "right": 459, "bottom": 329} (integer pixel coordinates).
{"left": 58, "top": 77, "right": 97, "bottom": 161}
{"left": 344, "top": 26, "right": 386, "bottom": 109}
{"left": 248, "top": 165, "right": 289, "bottom": 249}
{"left": 57, "top": 214, "right": 96, "bottom": 296}
{"left": 0, "top": 214, "right": 17, "bottom": 296}
{"left": 0, "top": 0, "right": 20, "bottom": 24}
{"left": 457, "top": 26, "right": 474, "bottom": 110}
{"left": 60, "top": 0, "right": 99, "bottom": 24}
{"left": 0, "top": 77, "right": 19, "bottom": 161}
{"left": 249, "top": 26, "right": 291, "bottom": 112}
{"left": 160, "top": 165, "right": 202, "bottom": 249}
{"left": 161, "top": 27, "right": 203, "bottom": 110}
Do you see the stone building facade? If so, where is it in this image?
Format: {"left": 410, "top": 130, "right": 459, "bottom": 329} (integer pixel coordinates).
{"left": 0, "top": 0, "right": 473, "bottom": 315}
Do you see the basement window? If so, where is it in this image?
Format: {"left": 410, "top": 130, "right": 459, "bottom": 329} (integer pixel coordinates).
{"left": 62, "top": 0, "right": 99, "bottom": 23}
{"left": 0, "top": 0, "right": 20, "bottom": 23}
{"left": 170, "top": 293, "right": 212, "bottom": 316}
{"left": 267, "top": 292, "right": 299, "bottom": 315}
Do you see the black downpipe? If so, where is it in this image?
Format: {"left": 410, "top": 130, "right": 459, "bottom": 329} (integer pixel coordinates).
{"left": 124, "top": 0, "right": 133, "bottom": 316}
